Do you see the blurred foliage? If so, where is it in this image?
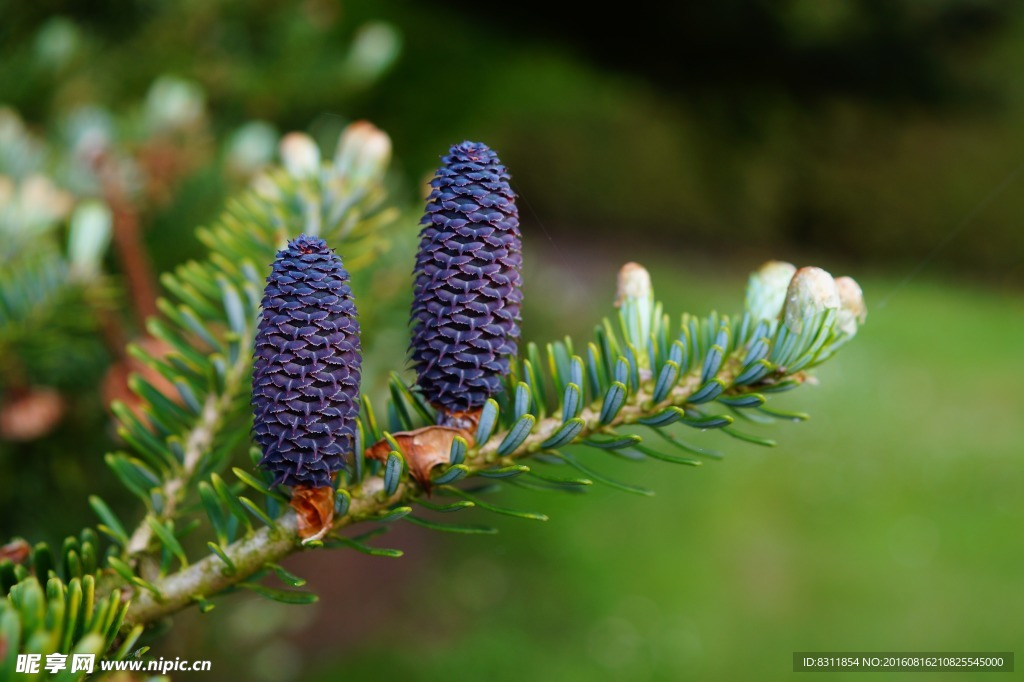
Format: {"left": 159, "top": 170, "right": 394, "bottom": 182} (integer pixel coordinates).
{"left": 4, "top": 1, "right": 1023, "bottom": 276}
{"left": 354, "top": 0, "right": 1024, "bottom": 277}
{"left": 0, "top": 2, "right": 405, "bottom": 545}
{"left": 1, "top": 1, "right": 1022, "bottom": 679}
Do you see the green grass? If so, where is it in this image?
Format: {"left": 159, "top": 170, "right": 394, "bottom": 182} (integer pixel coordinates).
{"left": 301, "top": 260, "right": 1023, "bottom": 682}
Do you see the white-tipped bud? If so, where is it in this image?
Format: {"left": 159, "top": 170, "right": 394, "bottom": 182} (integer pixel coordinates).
{"left": 346, "top": 22, "right": 401, "bottom": 82}
{"left": 226, "top": 121, "right": 278, "bottom": 177}
{"left": 279, "top": 132, "right": 321, "bottom": 179}
{"left": 334, "top": 121, "right": 392, "bottom": 183}
{"left": 68, "top": 200, "right": 113, "bottom": 280}
{"left": 835, "top": 276, "right": 867, "bottom": 338}
{"left": 145, "top": 76, "right": 205, "bottom": 132}
{"left": 18, "top": 174, "right": 74, "bottom": 230}
{"left": 783, "top": 266, "right": 840, "bottom": 335}
{"left": 615, "top": 262, "right": 654, "bottom": 374}
{"left": 615, "top": 262, "right": 652, "bottom": 308}
{"left": 251, "top": 173, "right": 282, "bottom": 202}
{"left": 745, "top": 260, "right": 796, "bottom": 321}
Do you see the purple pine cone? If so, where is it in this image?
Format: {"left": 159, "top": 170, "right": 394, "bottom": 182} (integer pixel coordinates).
{"left": 252, "top": 235, "right": 361, "bottom": 488}
{"left": 410, "top": 141, "right": 523, "bottom": 414}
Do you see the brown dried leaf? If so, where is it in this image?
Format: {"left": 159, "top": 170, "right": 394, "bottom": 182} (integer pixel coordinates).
{"left": 291, "top": 485, "right": 334, "bottom": 543}
{"left": 0, "top": 538, "right": 30, "bottom": 564}
{"left": 366, "top": 424, "right": 475, "bottom": 491}
{"left": 0, "top": 388, "right": 64, "bottom": 441}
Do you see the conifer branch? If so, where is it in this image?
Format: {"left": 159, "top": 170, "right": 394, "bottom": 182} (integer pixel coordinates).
{"left": 126, "top": 352, "right": 799, "bottom": 625}
{"left": 125, "top": 354, "right": 250, "bottom": 557}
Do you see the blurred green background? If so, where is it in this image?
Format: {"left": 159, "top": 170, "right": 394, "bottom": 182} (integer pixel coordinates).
{"left": 1, "top": 1, "right": 1022, "bottom": 680}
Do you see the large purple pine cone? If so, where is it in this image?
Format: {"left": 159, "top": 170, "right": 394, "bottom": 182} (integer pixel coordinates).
{"left": 410, "top": 141, "right": 523, "bottom": 413}
{"left": 252, "top": 235, "right": 361, "bottom": 488}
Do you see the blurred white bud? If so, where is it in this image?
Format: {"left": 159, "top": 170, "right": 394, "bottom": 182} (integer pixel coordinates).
{"left": 65, "top": 106, "right": 115, "bottom": 168}
{"left": 615, "top": 262, "right": 652, "bottom": 308}
{"left": 226, "top": 121, "right": 279, "bottom": 178}
{"left": 68, "top": 200, "right": 113, "bottom": 280}
{"left": 783, "top": 266, "right": 840, "bottom": 335}
{"left": 145, "top": 76, "right": 206, "bottom": 133}
{"left": 835, "top": 276, "right": 867, "bottom": 338}
{"left": 19, "top": 174, "right": 74, "bottom": 229}
{"left": 346, "top": 22, "right": 402, "bottom": 83}
{"left": 615, "top": 262, "right": 655, "bottom": 374}
{"left": 280, "top": 132, "right": 321, "bottom": 179}
{"left": 250, "top": 174, "right": 281, "bottom": 202}
{"left": 334, "top": 121, "right": 392, "bottom": 183}
{"left": 34, "top": 17, "right": 80, "bottom": 70}
{"left": 745, "top": 260, "right": 796, "bottom": 321}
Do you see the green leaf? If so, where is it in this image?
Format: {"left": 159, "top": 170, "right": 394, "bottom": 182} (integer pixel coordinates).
{"left": 404, "top": 516, "right": 498, "bottom": 535}
{"left": 239, "top": 582, "right": 319, "bottom": 605}
{"left": 206, "top": 542, "right": 236, "bottom": 574}
{"left": 688, "top": 378, "right": 726, "bottom": 404}
{"left": 432, "top": 464, "right": 470, "bottom": 485}
{"left": 632, "top": 444, "right": 702, "bottom": 467}
{"left": 238, "top": 496, "right": 276, "bottom": 526}
{"left": 649, "top": 428, "right": 723, "bottom": 459}
{"left": 107, "top": 557, "right": 162, "bottom": 597}
{"left": 553, "top": 452, "right": 654, "bottom": 496}
{"left": 722, "top": 427, "right": 777, "bottom": 447}
{"left": 218, "top": 277, "right": 247, "bottom": 335}
{"left": 757, "top": 406, "right": 810, "bottom": 421}
{"left": 325, "top": 535, "right": 403, "bottom": 558}
{"left": 735, "top": 358, "right": 772, "bottom": 385}
{"left": 541, "top": 417, "right": 585, "bottom": 449}
{"left": 128, "top": 373, "right": 193, "bottom": 429}
{"left": 497, "top": 414, "right": 536, "bottom": 456}
{"left": 717, "top": 393, "right": 766, "bottom": 408}
{"left": 416, "top": 498, "right": 475, "bottom": 513}
{"left": 514, "top": 381, "right": 532, "bottom": 419}
{"left": 268, "top": 563, "right": 306, "bottom": 587}
{"left": 562, "top": 383, "right": 582, "bottom": 421}
{"left": 638, "top": 406, "right": 685, "bottom": 427}
{"left": 383, "top": 451, "right": 404, "bottom": 496}
{"left": 88, "top": 496, "right": 128, "bottom": 545}
{"left": 105, "top": 453, "right": 161, "bottom": 503}
{"left": 368, "top": 506, "right": 413, "bottom": 523}
{"left": 478, "top": 464, "right": 529, "bottom": 479}
{"left": 583, "top": 433, "right": 642, "bottom": 450}
{"left": 232, "top": 467, "right": 289, "bottom": 503}
{"left": 679, "top": 411, "right": 733, "bottom": 429}
{"left": 198, "top": 481, "right": 230, "bottom": 546}
{"left": 441, "top": 486, "right": 548, "bottom": 521}
{"left": 652, "top": 360, "right": 680, "bottom": 403}
{"left": 211, "top": 473, "right": 254, "bottom": 534}
{"left": 599, "top": 381, "right": 627, "bottom": 425}
{"left": 475, "top": 398, "right": 500, "bottom": 444}
{"left": 146, "top": 517, "right": 188, "bottom": 568}
{"left": 449, "top": 435, "right": 468, "bottom": 466}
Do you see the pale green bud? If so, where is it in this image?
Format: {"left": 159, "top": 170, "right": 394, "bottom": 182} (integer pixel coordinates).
{"left": 783, "top": 266, "right": 840, "bottom": 335}
{"left": 145, "top": 76, "right": 205, "bottom": 132}
{"left": 68, "top": 200, "right": 113, "bottom": 280}
{"left": 835, "top": 276, "right": 867, "bottom": 338}
{"left": 334, "top": 121, "right": 392, "bottom": 183}
{"left": 279, "top": 132, "right": 320, "bottom": 179}
{"left": 745, "top": 260, "right": 796, "bottom": 321}
{"left": 615, "top": 262, "right": 654, "bottom": 373}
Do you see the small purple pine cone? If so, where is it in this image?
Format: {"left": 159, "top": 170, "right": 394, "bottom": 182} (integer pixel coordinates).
{"left": 252, "top": 235, "right": 361, "bottom": 488}
{"left": 410, "top": 141, "right": 523, "bottom": 414}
